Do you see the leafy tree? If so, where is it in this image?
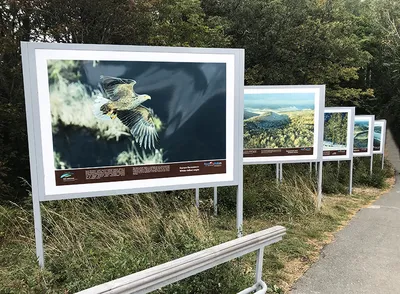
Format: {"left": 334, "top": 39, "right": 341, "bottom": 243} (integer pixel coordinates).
{"left": 324, "top": 113, "right": 348, "bottom": 145}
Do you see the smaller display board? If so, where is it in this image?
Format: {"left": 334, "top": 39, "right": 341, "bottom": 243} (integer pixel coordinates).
{"left": 353, "top": 115, "right": 375, "bottom": 157}
{"left": 323, "top": 107, "right": 355, "bottom": 161}
{"left": 243, "top": 85, "right": 325, "bottom": 164}
{"left": 373, "top": 119, "right": 387, "bottom": 155}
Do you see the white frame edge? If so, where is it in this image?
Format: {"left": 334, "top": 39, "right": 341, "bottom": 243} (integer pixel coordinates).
{"left": 373, "top": 119, "right": 387, "bottom": 155}
{"left": 21, "top": 42, "right": 244, "bottom": 202}
{"left": 323, "top": 107, "right": 355, "bottom": 162}
{"left": 353, "top": 115, "right": 375, "bottom": 157}
{"left": 243, "top": 85, "right": 326, "bottom": 165}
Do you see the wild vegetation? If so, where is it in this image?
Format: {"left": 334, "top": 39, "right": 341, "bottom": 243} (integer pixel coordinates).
{"left": 244, "top": 110, "right": 314, "bottom": 149}
{"left": 0, "top": 0, "right": 399, "bottom": 293}
{"left": 0, "top": 158, "right": 393, "bottom": 293}
{"left": 2, "top": 0, "right": 400, "bottom": 200}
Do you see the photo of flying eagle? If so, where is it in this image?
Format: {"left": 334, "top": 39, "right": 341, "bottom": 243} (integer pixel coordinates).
{"left": 93, "top": 75, "right": 159, "bottom": 149}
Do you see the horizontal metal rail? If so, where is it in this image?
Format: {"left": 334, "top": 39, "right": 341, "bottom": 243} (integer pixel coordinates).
{"left": 76, "top": 226, "right": 286, "bottom": 294}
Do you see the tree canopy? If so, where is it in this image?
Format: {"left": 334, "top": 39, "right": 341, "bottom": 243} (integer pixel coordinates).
{"left": 1, "top": 0, "right": 399, "bottom": 201}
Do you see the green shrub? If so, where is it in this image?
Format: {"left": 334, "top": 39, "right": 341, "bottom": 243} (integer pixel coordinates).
{"left": 0, "top": 194, "right": 253, "bottom": 293}
{"left": 217, "top": 164, "right": 316, "bottom": 217}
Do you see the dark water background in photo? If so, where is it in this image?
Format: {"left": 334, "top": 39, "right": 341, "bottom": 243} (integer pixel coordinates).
{"left": 52, "top": 60, "right": 227, "bottom": 168}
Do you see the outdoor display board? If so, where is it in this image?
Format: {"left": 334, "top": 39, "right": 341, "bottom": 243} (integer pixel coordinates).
{"left": 243, "top": 85, "right": 325, "bottom": 164}
{"left": 353, "top": 115, "right": 375, "bottom": 157}
{"left": 373, "top": 120, "right": 387, "bottom": 155}
{"left": 21, "top": 42, "right": 244, "bottom": 202}
{"left": 323, "top": 107, "right": 355, "bottom": 161}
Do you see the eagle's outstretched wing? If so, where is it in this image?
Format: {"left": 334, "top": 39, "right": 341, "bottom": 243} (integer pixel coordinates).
{"left": 117, "top": 106, "right": 158, "bottom": 149}
{"left": 100, "top": 75, "right": 137, "bottom": 101}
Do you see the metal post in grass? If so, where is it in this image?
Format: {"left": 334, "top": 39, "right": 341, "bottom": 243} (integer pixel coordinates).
{"left": 370, "top": 155, "right": 373, "bottom": 175}
{"left": 276, "top": 163, "right": 279, "bottom": 183}
{"left": 255, "top": 247, "right": 264, "bottom": 284}
{"left": 195, "top": 188, "right": 200, "bottom": 208}
{"left": 21, "top": 43, "right": 45, "bottom": 268}
{"left": 310, "top": 162, "right": 312, "bottom": 174}
{"left": 279, "top": 163, "right": 283, "bottom": 182}
{"left": 349, "top": 158, "right": 354, "bottom": 195}
{"left": 382, "top": 154, "right": 385, "bottom": 170}
{"left": 214, "top": 187, "right": 218, "bottom": 216}
{"left": 33, "top": 193, "right": 45, "bottom": 268}
{"left": 315, "top": 161, "right": 318, "bottom": 177}
{"left": 237, "top": 175, "right": 243, "bottom": 238}
{"left": 317, "top": 160, "right": 323, "bottom": 209}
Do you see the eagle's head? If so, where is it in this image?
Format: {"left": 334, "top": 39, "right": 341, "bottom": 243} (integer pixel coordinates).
{"left": 138, "top": 94, "right": 151, "bottom": 103}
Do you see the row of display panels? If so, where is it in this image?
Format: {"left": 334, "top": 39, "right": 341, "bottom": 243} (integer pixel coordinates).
{"left": 21, "top": 43, "right": 386, "bottom": 202}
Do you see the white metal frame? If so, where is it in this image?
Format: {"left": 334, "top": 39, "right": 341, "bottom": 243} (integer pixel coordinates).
{"left": 243, "top": 85, "right": 325, "bottom": 165}
{"left": 323, "top": 107, "right": 355, "bottom": 194}
{"left": 373, "top": 119, "right": 387, "bottom": 170}
{"left": 21, "top": 42, "right": 245, "bottom": 267}
{"left": 76, "top": 226, "right": 286, "bottom": 294}
{"left": 240, "top": 85, "right": 325, "bottom": 208}
{"left": 22, "top": 42, "right": 243, "bottom": 201}
{"left": 323, "top": 107, "right": 355, "bottom": 162}
{"left": 373, "top": 120, "right": 386, "bottom": 155}
{"left": 353, "top": 115, "right": 375, "bottom": 158}
{"left": 353, "top": 115, "right": 375, "bottom": 175}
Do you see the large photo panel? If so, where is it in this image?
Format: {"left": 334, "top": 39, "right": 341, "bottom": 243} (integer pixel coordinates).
{"left": 21, "top": 42, "right": 244, "bottom": 201}
{"left": 243, "top": 85, "right": 325, "bottom": 164}
{"left": 323, "top": 107, "right": 355, "bottom": 161}
{"left": 353, "top": 115, "right": 375, "bottom": 157}
{"left": 373, "top": 119, "right": 387, "bottom": 154}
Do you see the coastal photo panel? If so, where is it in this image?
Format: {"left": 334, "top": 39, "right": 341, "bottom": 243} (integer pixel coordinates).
{"left": 243, "top": 85, "right": 325, "bottom": 164}
{"left": 373, "top": 120, "right": 387, "bottom": 154}
{"left": 353, "top": 115, "right": 374, "bottom": 157}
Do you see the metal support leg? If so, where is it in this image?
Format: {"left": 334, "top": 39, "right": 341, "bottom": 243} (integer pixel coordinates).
{"left": 370, "top": 155, "right": 373, "bottom": 175}
{"left": 279, "top": 163, "right": 283, "bottom": 182}
{"left": 382, "top": 153, "right": 385, "bottom": 170}
{"left": 195, "top": 188, "right": 199, "bottom": 208}
{"left": 33, "top": 193, "right": 44, "bottom": 268}
{"left": 315, "top": 161, "right": 318, "bottom": 177}
{"left": 255, "top": 247, "right": 264, "bottom": 283}
{"left": 276, "top": 164, "right": 279, "bottom": 183}
{"left": 213, "top": 187, "right": 218, "bottom": 216}
{"left": 317, "top": 161, "right": 323, "bottom": 209}
{"left": 237, "top": 181, "right": 243, "bottom": 237}
{"left": 349, "top": 158, "right": 353, "bottom": 195}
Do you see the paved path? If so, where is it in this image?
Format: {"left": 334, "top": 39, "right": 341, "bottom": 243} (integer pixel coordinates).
{"left": 291, "top": 129, "right": 400, "bottom": 294}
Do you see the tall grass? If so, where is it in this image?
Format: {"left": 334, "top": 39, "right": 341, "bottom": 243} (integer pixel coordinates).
{"left": 217, "top": 164, "right": 317, "bottom": 217}
{"left": 0, "top": 157, "right": 393, "bottom": 293}
{"left": 0, "top": 192, "right": 252, "bottom": 293}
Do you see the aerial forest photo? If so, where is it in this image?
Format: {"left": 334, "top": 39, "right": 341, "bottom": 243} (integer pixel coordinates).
{"left": 374, "top": 125, "right": 382, "bottom": 151}
{"left": 243, "top": 92, "right": 315, "bottom": 149}
{"left": 323, "top": 112, "right": 348, "bottom": 151}
{"left": 353, "top": 120, "right": 370, "bottom": 149}
{"left": 48, "top": 59, "right": 227, "bottom": 170}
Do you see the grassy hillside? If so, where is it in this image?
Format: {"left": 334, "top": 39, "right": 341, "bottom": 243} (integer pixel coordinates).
{"left": 0, "top": 156, "right": 393, "bottom": 293}
{"left": 244, "top": 110, "right": 314, "bottom": 149}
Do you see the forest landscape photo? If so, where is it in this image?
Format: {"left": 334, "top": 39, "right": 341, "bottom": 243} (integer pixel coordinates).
{"left": 243, "top": 92, "right": 315, "bottom": 156}
{"left": 48, "top": 59, "right": 227, "bottom": 183}
{"left": 323, "top": 112, "right": 348, "bottom": 155}
{"left": 353, "top": 120, "right": 370, "bottom": 152}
